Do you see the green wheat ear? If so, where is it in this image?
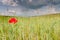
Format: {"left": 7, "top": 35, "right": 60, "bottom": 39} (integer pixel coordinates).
{"left": 0, "top": 14, "right": 60, "bottom": 40}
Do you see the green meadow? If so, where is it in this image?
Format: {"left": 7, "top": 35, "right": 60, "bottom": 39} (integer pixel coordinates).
{"left": 0, "top": 14, "right": 60, "bottom": 40}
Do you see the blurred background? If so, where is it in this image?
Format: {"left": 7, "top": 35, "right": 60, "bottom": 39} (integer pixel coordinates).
{"left": 0, "top": 0, "right": 60, "bottom": 16}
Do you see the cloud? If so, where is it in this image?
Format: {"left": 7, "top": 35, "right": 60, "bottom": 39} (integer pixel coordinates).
{"left": 22, "top": 6, "right": 59, "bottom": 16}
{"left": 16, "top": 0, "right": 60, "bottom": 9}
{"left": 0, "top": 0, "right": 18, "bottom": 6}
{"left": 1, "top": 0, "right": 60, "bottom": 8}
{"left": 0, "top": 5, "right": 60, "bottom": 17}
{"left": 0, "top": 0, "right": 60, "bottom": 17}
{"left": 17, "top": 0, "right": 49, "bottom": 9}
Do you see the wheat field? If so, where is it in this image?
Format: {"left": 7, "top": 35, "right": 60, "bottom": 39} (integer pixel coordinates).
{"left": 0, "top": 14, "right": 60, "bottom": 40}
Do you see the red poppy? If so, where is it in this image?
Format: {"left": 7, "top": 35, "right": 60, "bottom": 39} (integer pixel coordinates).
{"left": 9, "top": 18, "right": 18, "bottom": 24}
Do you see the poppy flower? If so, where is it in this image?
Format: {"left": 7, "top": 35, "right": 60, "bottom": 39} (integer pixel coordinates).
{"left": 9, "top": 18, "right": 18, "bottom": 24}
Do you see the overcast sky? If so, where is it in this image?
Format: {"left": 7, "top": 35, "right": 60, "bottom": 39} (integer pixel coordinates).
{"left": 0, "top": 0, "right": 60, "bottom": 16}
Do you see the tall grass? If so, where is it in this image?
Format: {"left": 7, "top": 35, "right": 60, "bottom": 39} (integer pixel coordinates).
{"left": 0, "top": 14, "right": 60, "bottom": 40}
